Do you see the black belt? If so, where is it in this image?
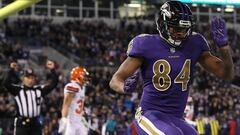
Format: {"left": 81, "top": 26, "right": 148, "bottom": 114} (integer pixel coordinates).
{"left": 15, "top": 116, "right": 40, "bottom": 126}
{"left": 17, "top": 116, "right": 38, "bottom": 120}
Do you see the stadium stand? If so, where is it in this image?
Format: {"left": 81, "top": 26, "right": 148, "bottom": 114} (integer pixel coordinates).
{"left": 0, "top": 1, "right": 240, "bottom": 135}
{"left": 0, "top": 18, "right": 239, "bottom": 135}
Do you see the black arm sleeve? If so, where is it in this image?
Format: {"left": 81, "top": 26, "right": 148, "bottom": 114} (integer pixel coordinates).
{"left": 42, "top": 69, "right": 59, "bottom": 96}
{"left": 2, "top": 69, "right": 20, "bottom": 96}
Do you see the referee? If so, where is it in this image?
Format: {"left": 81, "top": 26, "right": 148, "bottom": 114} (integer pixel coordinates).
{"left": 2, "top": 60, "right": 59, "bottom": 135}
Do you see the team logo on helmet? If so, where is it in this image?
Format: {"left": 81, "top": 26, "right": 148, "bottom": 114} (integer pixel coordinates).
{"left": 161, "top": 3, "right": 172, "bottom": 19}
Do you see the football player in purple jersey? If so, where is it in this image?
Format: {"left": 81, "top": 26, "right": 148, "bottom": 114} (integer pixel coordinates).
{"left": 109, "top": 1, "right": 234, "bottom": 135}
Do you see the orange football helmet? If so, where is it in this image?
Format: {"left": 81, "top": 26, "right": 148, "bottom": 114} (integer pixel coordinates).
{"left": 70, "top": 67, "right": 89, "bottom": 85}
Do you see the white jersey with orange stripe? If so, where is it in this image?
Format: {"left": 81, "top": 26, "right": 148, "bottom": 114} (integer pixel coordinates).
{"left": 64, "top": 81, "right": 86, "bottom": 122}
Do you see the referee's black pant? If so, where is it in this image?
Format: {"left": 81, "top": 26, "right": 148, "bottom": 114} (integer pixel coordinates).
{"left": 14, "top": 117, "right": 42, "bottom": 135}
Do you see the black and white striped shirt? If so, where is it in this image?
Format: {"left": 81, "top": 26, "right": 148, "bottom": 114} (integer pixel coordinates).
{"left": 14, "top": 86, "right": 42, "bottom": 117}
{"left": 3, "top": 69, "right": 58, "bottom": 118}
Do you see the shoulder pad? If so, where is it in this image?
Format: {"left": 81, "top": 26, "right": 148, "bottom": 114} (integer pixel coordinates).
{"left": 65, "top": 82, "right": 80, "bottom": 92}
{"left": 137, "top": 34, "right": 152, "bottom": 38}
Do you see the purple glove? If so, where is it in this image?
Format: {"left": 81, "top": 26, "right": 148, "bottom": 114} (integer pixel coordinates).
{"left": 124, "top": 70, "right": 140, "bottom": 93}
{"left": 211, "top": 17, "right": 228, "bottom": 48}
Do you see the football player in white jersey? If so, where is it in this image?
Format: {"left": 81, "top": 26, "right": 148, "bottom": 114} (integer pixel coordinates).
{"left": 58, "top": 67, "right": 89, "bottom": 135}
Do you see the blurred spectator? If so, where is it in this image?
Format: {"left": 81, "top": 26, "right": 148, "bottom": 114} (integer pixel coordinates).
{"left": 105, "top": 114, "right": 117, "bottom": 135}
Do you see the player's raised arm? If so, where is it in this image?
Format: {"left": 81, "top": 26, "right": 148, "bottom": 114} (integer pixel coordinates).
{"left": 109, "top": 57, "right": 142, "bottom": 94}
{"left": 198, "top": 17, "right": 234, "bottom": 80}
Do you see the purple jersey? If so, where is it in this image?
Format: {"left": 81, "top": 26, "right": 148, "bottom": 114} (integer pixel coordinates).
{"left": 127, "top": 33, "right": 209, "bottom": 118}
